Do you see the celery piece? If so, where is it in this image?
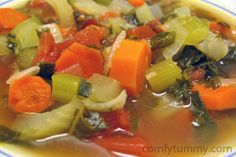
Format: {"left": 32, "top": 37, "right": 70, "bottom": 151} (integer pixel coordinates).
{"left": 52, "top": 74, "right": 83, "bottom": 103}
{"left": 93, "top": 0, "right": 111, "bottom": 6}
{"left": 146, "top": 59, "right": 182, "bottom": 93}
{"left": 0, "top": 36, "right": 11, "bottom": 56}
{"left": 16, "top": 48, "right": 37, "bottom": 69}
{"left": 135, "top": 3, "right": 154, "bottom": 24}
{"left": 12, "top": 98, "right": 84, "bottom": 140}
{"left": 180, "top": 16, "right": 209, "bottom": 45}
{"left": 11, "top": 17, "right": 41, "bottom": 49}
{"left": 196, "top": 32, "right": 228, "bottom": 61}
{"left": 71, "top": 0, "right": 108, "bottom": 17}
{"left": 45, "top": 0, "right": 75, "bottom": 28}
{"left": 107, "top": 17, "right": 128, "bottom": 35}
{"left": 87, "top": 74, "right": 122, "bottom": 102}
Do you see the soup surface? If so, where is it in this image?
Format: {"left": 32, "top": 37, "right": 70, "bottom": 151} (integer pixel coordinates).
{"left": 0, "top": 0, "right": 236, "bottom": 157}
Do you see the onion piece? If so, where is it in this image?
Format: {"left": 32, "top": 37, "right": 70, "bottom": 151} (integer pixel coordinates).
{"left": 38, "top": 24, "right": 64, "bottom": 43}
{"left": 6, "top": 66, "right": 40, "bottom": 84}
{"left": 104, "top": 30, "right": 126, "bottom": 75}
{"left": 45, "top": 0, "right": 75, "bottom": 28}
{"left": 108, "top": 0, "right": 134, "bottom": 14}
{"left": 83, "top": 90, "right": 127, "bottom": 112}
{"left": 149, "top": 3, "right": 164, "bottom": 19}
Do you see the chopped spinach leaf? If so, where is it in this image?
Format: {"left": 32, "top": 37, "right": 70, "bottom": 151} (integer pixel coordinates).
{"left": 174, "top": 46, "right": 226, "bottom": 77}
{"left": 0, "top": 125, "right": 18, "bottom": 142}
{"left": 123, "top": 13, "right": 140, "bottom": 26}
{"left": 78, "top": 81, "right": 92, "bottom": 98}
{"left": 74, "top": 112, "right": 108, "bottom": 138}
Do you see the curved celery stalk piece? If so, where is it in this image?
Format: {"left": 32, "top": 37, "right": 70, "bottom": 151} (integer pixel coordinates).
{"left": 12, "top": 98, "right": 84, "bottom": 140}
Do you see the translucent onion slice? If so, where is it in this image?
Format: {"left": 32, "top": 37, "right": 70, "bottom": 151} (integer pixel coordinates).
{"left": 6, "top": 66, "right": 40, "bottom": 84}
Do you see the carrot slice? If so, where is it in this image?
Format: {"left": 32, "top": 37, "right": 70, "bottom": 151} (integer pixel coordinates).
{"left": 55, "top": 42, "right": 104, "bottom": 78}
{"left": 192, "top": 84, "right": 236, "bottom": 110}
{"left": 0, "top": 8, "right": 27, "bottom": 29}
{"left": 127, "top": 0, "right": 145, "bottom": 7}
{"left": 109, "top": 39, "right": 151, "bottom": 97}
{"left": 9, "top": 76, "right": 51, "bottom": 113}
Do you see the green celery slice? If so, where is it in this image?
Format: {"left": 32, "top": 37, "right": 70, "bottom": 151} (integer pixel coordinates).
{"left": 146, "top": 59, "right": 182, "bottom": 93}
{"left": 52, "top": 74, "right": 83, "bottom": 103}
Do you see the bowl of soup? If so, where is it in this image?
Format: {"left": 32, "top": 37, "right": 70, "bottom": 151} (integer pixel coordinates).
{"left": 0, "top": 0, "right": 236, "bottom": 157}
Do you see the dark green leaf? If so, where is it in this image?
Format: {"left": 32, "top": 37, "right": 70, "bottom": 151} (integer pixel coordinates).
{"left": 0, "top": 125, "right": 18, "bottom": 142}
{"left": 190, "top": 92, "right": 217, "bottom": 142}
{"left": 123, "top": 13, "right": 140, "bottom": 26}
{"left": 149, "top": 31, "right": 176, "bottom": 49}
{"left": 38, "top": 63, "right": 55, "bottom": 80}
{"left": 75, "top": 112, "right": 108, "bottom": 138}
{"left": 78, "top": 81, "right": 92, "bottom": 98}
{"left": 130, "top": 115, "right": 139, "bottom": 133}
{"left": 168, "top": 79, "right": 191, "bottom": 104}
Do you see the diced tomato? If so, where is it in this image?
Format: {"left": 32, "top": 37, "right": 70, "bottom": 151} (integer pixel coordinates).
{"left": 74, "top": 25, "right": 107, "bottom": 48}
{"left": 27, "top": 0, "right": 48, "bottom": 8}
{"left": 92, "top": 135, "right": 150, "bottom": 157}
{"left": 80, "top": 19, "right": 98, "bottom": 30}
{"left": 102, "top": 109, "right": 131, "bottom": 130}
{"left": 34, "top": 32, "right": 61, "bottom": 64}
{"left": 55, "top": 42, "right": 104, "bottom": 78}
{"left": 190, "top": 68, "right": 206, "bottom": 81}
{"left": 127, "top": 26, "right": 156, "bottom": 39}
{"left": 147, "top": 19, "right": 165, "bottom": 33}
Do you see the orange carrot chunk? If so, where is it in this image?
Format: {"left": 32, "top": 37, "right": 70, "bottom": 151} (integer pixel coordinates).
{"left": 109, "top": 39, "right": 151, "bottom": 97}
{"left": 0, "top": 8, "right": 27, "bottom": 29}
{"left": 193, "top": 84, "right": 236, "bottom": 111}
{"left": 9, "top": 76, "right": 51, "bottom": 113}
{"left": 55, "top": 42, "right": 104, "bottom": 78}
{"left": 128, "top": 0, "right": 145, "bottom": 7}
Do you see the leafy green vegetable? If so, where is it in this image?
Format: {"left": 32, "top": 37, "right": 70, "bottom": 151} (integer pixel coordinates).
{"left": 190, "top": 92, "right": 217, "bottom": 142}
{"left": 168, "top": 79, "right": 191, "bottom": 104}
{"left": 0, "top": 125, "right": 18, "bottom": 142}
{"left": 38, "top": 63, "right": 55, "bottom": 80}
{"left": 74, "top": 112, "right": 108, "bottom": 138}
{"left": 0, "top": 36, "right": 12, "bottom": 56}
{"left": 167, "top": 80, "right": 217, "bottom": 141}
{"left": 78, "top": 81, "right": 92, "bottom": 98}
{"left": 123, "top": 13, "right": 140, "bottom": 26}
{"left": 130, "top": 115, "right": 139, "bottom": 133}
{"left": 174, "top": 46, "right": 226, "bottom": 77}
{"left": 149, "top": 32, "right": 176, "bottom": 49}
